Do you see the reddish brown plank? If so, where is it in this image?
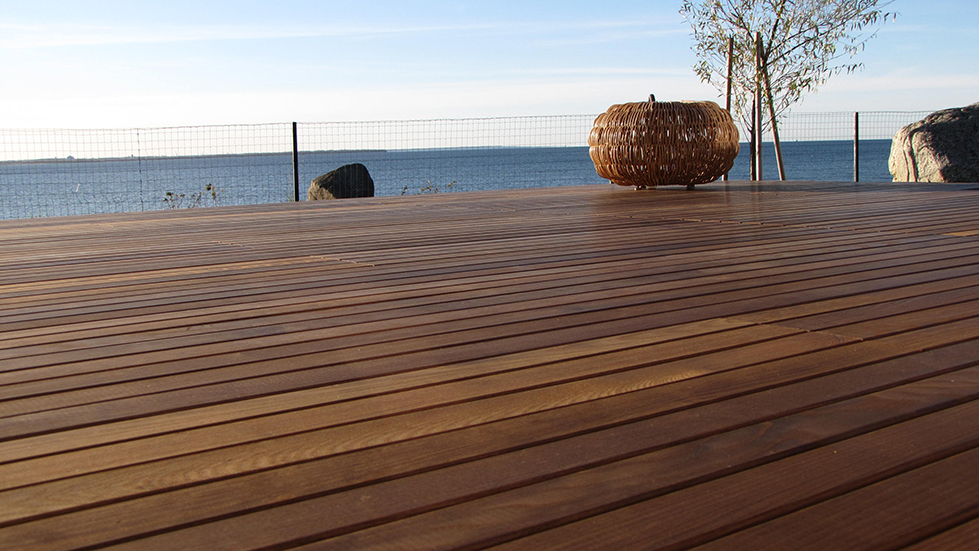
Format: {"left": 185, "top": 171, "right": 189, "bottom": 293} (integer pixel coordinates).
{"left": 688, "top": 447, "right": 979, "bottom": 551}
{"left": 2, "top": 182, "right": 979, "bottom": 551}
{"left": 43, "top": 362, "right": 979, "bottom": 551}
{"left": 900, "top": 517, "right": 979, "bottom": 551}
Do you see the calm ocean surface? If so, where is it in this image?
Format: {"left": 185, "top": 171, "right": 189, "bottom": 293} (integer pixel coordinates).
{"left": 0, "top": 139, "right": 893, "bottom": 219}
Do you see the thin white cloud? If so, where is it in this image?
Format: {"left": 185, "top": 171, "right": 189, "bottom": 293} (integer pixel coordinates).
{"left": 536, "top": 27, "right": 688, "bottom": 47}
{"left": 511, "top": 67, "right": 692, "bottom": 77}
{"left": 0, "top": 22, "right": 391, "bottom": 48}
{"left": 0, "top": 18, "right": 683, "bottom": 49}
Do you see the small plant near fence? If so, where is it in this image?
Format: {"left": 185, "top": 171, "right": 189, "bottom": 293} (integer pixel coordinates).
{"left": 163, "top": 183, "right": 220, "bottom": 209}
{"left": 401, "top": 180, "right": 455, "bottom": 195}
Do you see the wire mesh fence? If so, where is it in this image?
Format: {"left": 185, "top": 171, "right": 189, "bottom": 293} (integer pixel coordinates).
{"left": 724, "top": 110, "right": 935, "bottom": 182}
{"left": 0, "top": 125, "right": 295, "bottom": 219}
{"left": 296, "top": 116, "right": 598, "bottom": 197}
{"left": 736, "top": 111, "right": 933, "bottom": 141}
{"left": 0, "top": 110, "right": 937, "bottom": 220}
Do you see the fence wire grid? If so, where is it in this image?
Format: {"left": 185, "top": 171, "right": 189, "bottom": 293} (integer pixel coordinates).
{"left": 1, "top": 111, "right": 934, "bottom": 220}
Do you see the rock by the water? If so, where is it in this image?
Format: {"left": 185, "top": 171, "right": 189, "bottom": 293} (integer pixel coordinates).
{"left": 308, "top": 163, "right": 374, "bottom": 200}
{"left": 889, "top": 103, "right": 979, "bottom": 182}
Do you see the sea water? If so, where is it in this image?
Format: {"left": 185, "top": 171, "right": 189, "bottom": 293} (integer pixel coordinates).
{"left": 0, "top": 139, "right": 893, "bottom": 220}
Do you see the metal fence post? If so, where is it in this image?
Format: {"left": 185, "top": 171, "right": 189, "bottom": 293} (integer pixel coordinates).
{"left": 853, "top": 112, "right": 860, "bottom": 183}
{"left": 754, "top": 32, "right": 764, "bottom": 181}
{"left": 724, "top": 36, "right": 733, "bottom": 182}
{"left": 292, "top": 122, "right": 300, "bottom": 201}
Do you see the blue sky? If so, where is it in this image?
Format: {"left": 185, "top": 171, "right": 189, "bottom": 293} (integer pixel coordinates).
{"left": 0, "top": 0, "right": 976, "bottom": 128}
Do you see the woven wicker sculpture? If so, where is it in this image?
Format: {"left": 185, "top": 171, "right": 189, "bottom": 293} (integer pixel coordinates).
{"left": 589, "top": 95, "right": 739, "bottom": 188}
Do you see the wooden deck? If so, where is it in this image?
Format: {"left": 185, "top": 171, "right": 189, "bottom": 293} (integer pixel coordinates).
{"left": 2, "top": 180, "right": 979, "bottom": 550}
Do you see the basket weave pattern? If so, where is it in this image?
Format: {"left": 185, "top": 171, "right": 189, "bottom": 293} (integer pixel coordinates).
{"left": 588, "top": 96, "right": 740, "bottom": 187}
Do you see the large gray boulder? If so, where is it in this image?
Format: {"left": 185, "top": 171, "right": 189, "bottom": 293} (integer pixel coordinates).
{"left": 308, "top": 163, "right": 374, "bottom": 200}
{"left": 889, "top": 103, "right": 979, "bottom": 182}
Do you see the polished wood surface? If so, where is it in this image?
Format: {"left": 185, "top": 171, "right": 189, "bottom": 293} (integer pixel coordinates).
{"left": 2, "top": 180, "right": 979, "bottom": 550}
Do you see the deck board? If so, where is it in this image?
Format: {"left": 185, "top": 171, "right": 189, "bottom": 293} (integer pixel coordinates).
{"left": 2, "top": 180, "right": 979, "bottom": 550}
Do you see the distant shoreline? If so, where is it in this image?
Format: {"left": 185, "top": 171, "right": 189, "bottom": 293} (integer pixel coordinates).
{"left": 0, "top": 140, "right": 891, "bottom": 165}
{"left": 0, "top": 149, "right": 388, "bottom": 165}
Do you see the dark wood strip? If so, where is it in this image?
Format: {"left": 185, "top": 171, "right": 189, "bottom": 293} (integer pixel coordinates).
{"left": 900, "top": 517, "right": 979, "bottom": 551}
{"left": 302, "top": 392, "right": 979, "bottom": 551}
{"left": 31, "top": 359, "right": 979, "bottom": 551}
{"left": 688, "top": 447, "right": 979, "bottom": 551}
